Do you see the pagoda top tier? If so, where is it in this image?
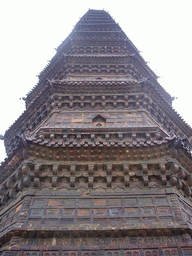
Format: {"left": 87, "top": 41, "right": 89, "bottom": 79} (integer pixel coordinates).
{"left": 26, "top": 9, "right": 172, "bottom": 106}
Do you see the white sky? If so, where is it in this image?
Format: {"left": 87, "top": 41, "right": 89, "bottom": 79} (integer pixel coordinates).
{"left": 0, "top": 0, "right": 192, "bottom": 163}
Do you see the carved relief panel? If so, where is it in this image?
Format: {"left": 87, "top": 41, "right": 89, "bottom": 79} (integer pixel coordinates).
{"left": 41, "top": 111, "right": 155, "bottom": 129}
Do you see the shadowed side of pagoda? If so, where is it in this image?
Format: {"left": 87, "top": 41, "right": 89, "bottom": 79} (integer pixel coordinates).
{"left": 1, "top": 9, "right": 192, "bottom": 256}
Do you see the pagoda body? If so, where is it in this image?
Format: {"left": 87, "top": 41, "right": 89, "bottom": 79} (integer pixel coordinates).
{"left": 1, "top": 9, "right": 192, "bottom": 256}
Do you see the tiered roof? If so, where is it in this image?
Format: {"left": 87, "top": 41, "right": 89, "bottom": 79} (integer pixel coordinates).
{"left": 1, "top": 10, "right": 192, "bottom": 254}
{"left": 0, "top": 8, "right": 192, "bottom": 209}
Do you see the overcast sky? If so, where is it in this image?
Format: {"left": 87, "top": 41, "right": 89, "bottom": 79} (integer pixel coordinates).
{"left": 0, "top": 0, "right": 192, "bottom": 163}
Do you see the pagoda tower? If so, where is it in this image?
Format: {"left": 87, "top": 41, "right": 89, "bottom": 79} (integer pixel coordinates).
{"left": 1, "top": 9, "right": 192, "bottom": 256}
